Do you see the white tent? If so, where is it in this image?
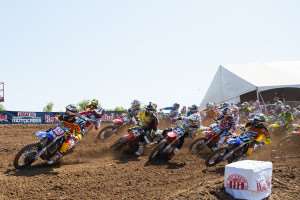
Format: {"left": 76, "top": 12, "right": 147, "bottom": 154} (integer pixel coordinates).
{"left": 200, "top": 61, "right": 300, "bottom": 108}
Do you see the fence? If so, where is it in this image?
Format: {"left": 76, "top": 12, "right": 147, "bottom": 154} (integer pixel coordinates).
{"left": 0, "top": 111, "right": 124, "bottom": 124}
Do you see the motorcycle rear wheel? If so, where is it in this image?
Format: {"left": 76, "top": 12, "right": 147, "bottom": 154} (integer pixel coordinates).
{"left": 97, "top": 125, "right": 117, "bottom": 141}
{"left": 189, "top": 138, "right": 208, "bottom": 154}
{"left": 14, "top": 143, "right": 39, "bottom": 170}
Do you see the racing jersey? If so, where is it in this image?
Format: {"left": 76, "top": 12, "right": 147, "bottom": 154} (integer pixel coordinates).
{"left": 137, "top": 111, "right": 158, "bottom": 131}
{"left": 217, "top": 114, "right": 236, "bottom": 131}
{"left": 245, "top": 121, "right": 270, "bottom": 142}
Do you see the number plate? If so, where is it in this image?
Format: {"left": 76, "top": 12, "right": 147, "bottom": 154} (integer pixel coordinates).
{"left": 52, "top": 127, "right": 65, "bottom": 136}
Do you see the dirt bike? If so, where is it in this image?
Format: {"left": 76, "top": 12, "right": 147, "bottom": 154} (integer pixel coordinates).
{"left": 110, "top": 126, "right": 162, "bottom": 155}
{"left": 158, "top": 110, "right": 180, "bottom": 125}
{"left": 189, "top": 123, "right": 221, "bottom": 155}
{"left": 148, "top": 127, "right": 185, "bottom": 163}
{"left": 80, "top": 108, "right": 103, "bottom": 132}
{"left": 14, "top": 116, "right": 93, "bottom": 170}
{"left": 97, "top": 114, "right": 133, "bottom": 141}
{"left": 14, "top": 125, "right": 70, "bottom": 170}
{"left": 205, "top": 133, "right": 257, "bottom": 167}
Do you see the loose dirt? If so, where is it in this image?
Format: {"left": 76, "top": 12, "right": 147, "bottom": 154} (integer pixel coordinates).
{"left": 0, "top": 124, "right": 299, "bottom": 200}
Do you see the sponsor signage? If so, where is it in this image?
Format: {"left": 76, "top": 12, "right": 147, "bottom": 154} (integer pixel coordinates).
{"left": 0, "top": 111, "right": 124, "bottom": 124}
{"left": 0, "top": 114, "right": 8, "bottom": 122}
{"left": 226, "top": 174, "right": 248, "bottom": 190}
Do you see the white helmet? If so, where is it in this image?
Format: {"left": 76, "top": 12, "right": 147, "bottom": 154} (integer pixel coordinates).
{"left": 188, "top": 114, "right": 201, "bottom": 126}
{"left": 231, "top": 105, "right": 239, "bottom": 114}
{"left": 206, "top": 102, "right": 213, "bottom": 108}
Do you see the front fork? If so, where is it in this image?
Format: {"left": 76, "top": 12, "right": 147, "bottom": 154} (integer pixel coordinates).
{"left": 223, "top": 143, "right": 247, "bottom": 161}
{"left": 162, "top": 136, "right": 181, "bottom": 154}
{"left": 35, "top": 136, "right": 63, "bottom": 160}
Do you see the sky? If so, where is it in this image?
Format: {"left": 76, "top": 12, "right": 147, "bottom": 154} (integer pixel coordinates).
{"left": 1, "top": 0, "right": 300, "bottom": 111}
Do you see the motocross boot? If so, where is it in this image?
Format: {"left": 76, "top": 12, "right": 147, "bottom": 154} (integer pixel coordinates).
{"left": 135, "top": 142, "right": 145, "bottom": 156}
{"left": 47, "top": 152, "right": 63, "bottom": 165}
{"left": 173, "top": 147, "right": 180, "bottom": 154}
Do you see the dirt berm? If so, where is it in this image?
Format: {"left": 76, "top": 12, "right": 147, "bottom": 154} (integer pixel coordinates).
{"left": 0, "top": 123, "right": 299, "bottom": 200}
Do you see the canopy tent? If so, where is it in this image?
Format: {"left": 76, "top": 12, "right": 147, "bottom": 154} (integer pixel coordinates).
{"left": 200, "top": 61, "right": 300, "bottom": 108}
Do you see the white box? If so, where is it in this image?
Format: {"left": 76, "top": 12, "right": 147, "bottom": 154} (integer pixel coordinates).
{"left": 224, "top": 160, "right": 272, "bottom": 200}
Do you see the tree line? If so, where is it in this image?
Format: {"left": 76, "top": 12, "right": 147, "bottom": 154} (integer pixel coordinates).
{"left": 0, "top": 100, "right": 126, "bottom": 112}
{"left": 42, "top": 100, "right": 126, "bottom": 112}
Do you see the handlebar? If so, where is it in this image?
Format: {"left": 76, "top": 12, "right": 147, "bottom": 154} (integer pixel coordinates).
{"left": 76, "top": 113, "right": 97, "bottom": 123}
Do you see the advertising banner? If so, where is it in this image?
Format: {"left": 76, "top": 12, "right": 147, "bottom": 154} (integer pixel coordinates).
{"left": 0, "top": 111, "right": 124, "bottom": 124}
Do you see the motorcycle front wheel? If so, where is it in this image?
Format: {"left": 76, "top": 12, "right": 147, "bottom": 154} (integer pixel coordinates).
{"left": 205, "top": 147, "right": 228, "bottom": 167}
{"left": 14, "top": 143, "right": 40, "bottom": 170}
{"left": 148, "top": 140, "right": 168, "bottom": 163}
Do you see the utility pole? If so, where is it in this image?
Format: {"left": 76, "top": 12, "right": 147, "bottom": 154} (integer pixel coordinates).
{"left": 0, "top": 82, "right": 4, "bottom": 102}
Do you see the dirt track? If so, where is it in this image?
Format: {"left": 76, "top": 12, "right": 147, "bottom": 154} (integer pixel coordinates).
{"left": 0, "top": 124, "right": 300, "bottom": 200}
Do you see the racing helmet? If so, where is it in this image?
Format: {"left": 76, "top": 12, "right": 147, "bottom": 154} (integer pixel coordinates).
{"left": 131, "top": 99, "right": 141, "bottom": 109}
{"left": 206, "top": 102, "right": 215, "bottom": 109}
{"left": 220, "top": 102, "right": 230, "bottom": 109}
{"left": 173, "top": 103, "right": 180, "bottom": 109}
{"left": 146, "top": 102, "right": 157, "bottom": 112}
{"left": 221, "top": 107, "right": 231, "bottom": 115}
{"left": 188, "top": 104, "right": 198, "bottom": 114}
{"left": 188, "top": 114, "right": 201, "bottom": 127}
{"left": 241, "top": 102, "right": 249, "bottom": 108}
{"left": 253, "top": 113, "right": 266, "bottom": 123}
{"left": 231, "top": 105, "right": 239, "bottom": 114}
{"left": 66, "top": 104, "right": 78, "bottom": 116}
{"left": 88, "top": 99, "right": 99, "bottom": 109}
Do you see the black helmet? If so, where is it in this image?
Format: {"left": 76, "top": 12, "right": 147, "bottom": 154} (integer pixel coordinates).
{"left": 146, "top": 102, "right": 157, "bottom": 112}
{"left": 173, "top": 103, "right": 180, "bottom": 109}
{"left": 188, "top": 104, "right": 198, "bottom": 114}
{"left": 219, "top": 102, "right": 230, "bottom": 110}
{"left": 131, "top": 99, "right": 141, "bottom": 109}
{"left": 222, "top": 107, "right": 231, "bottom": 115}
{"left": 66, "top": 104, "right": 78, "bottom": 116}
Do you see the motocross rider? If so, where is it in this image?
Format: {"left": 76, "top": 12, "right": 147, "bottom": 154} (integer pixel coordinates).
{"left": 135, "top": 102, "right": 159, "bottom": 156}
{"left": 48, "top": 105, "right": 84, "bottom": 164}
{"left": 240, "top": 102, "right": 252, "bottom": 119}
{"left": 279, "top": 105, "right": 294, "bottom": 130}
{"left": 274, "top": 100, "right": 284, "bottom": 115}
{"left": 231, "top": 104, "right": 240, "bottom": 129}
{"left": 128, "top": 99, "right": 142, "bottom": 124}
{"left": 187, "top": 104, "right": 199, "bottom": 117}
{"left": 243, "top": 113, "right": 271, "bottom": 156}
{"left": 216, "top": 103, "right": 236, "bottom": 147}
{"left": 83, "top": 99, "right": 104, "bottom": 130}
{"left": 174, "top": 111, "right": 201, "bottom": 154}
{"left": 293, "top": 106, "right": 300, "bottom": 119}
{"left": 160, "top": 103, "right": 180, "bottom": 119}
{"left": 205, "top": 102, "right": 217, "bottom": 119}
{"left": 180, "top": 106, "right": 187, "bottom": 116}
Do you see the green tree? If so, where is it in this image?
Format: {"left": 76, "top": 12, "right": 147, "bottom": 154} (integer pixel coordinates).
{"left": 0, "top": 104, "right": 5, "bottom": 111}
{"left": 43, "top": 102, "right": 54, "bottom": 112}
{"left": 114, "top": 106, "right": 126, "bottom": 112}
{"left": 77, "top": 100, "right": 89, "bottom": 111}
